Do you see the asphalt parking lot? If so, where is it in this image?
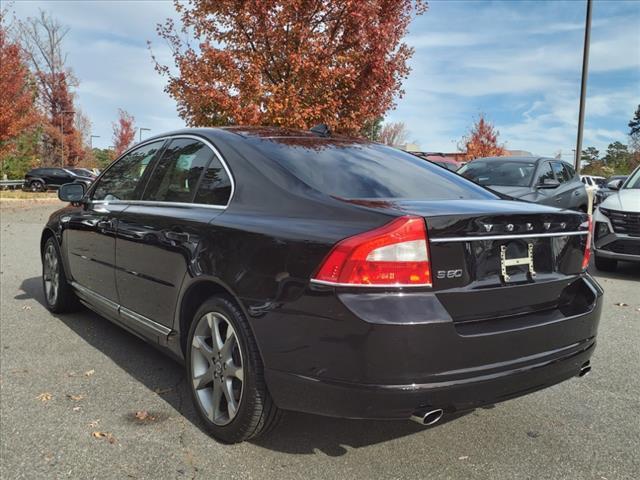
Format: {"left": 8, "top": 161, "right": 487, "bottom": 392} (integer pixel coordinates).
{"left": 1, "top": 201, "right": 639, "bottom": 480}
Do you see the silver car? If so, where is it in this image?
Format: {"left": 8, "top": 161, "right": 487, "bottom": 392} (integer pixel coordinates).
{"left": 593, "top": 165, "right": 640, "bottom": 271}
{"left": 458, "top": 156, "right": 589, "bottom": 211}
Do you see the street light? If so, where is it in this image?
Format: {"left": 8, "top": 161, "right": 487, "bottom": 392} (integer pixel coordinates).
{"left": 90, "top": 135, "right": 100, "bottom": 149}
{"left": 60, "top": 110, "right": 75, "bottom": 166}
{"left": 139, "top": 127, "right": 151, "bottom": 142}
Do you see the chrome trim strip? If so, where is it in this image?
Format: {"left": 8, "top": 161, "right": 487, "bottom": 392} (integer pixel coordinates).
{"left": 120, "top": 306, "right": 172, "bottom": 336}
{"left": 90, "top": 133, "right": 235, "bottom": 210}
{"left": 430, "top": 231, "right": 588, "bottom": 243}
{"left": 310, "top": 279, "right": 432, "bottom": 288}
{"left": 71, "top": 282, "right": 171, "bottom": 336}
{"left": 90, "top": 199, "right": 225, "bottom": 210}
{"left": 71, "top": 282, "right": 119, "bottom": 311}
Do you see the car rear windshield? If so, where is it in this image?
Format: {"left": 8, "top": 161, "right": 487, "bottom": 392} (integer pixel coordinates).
{"left": 458, "top": 160, "right": 536, "bottom": 187}
{"left": 257, "top": 139, "right": 494, "bottom": 200}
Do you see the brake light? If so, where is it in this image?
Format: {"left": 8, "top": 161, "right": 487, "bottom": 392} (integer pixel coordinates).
{"left": 581, "top": 216, "right": 593, "bottom": 270}
{"left": 313, "top": 216, "right": 432, "bottom": 287}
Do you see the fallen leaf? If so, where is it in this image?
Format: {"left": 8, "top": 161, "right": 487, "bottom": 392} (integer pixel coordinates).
{"left": 134, "top": 410, "right": 156, "bottom": 422}
{"left": 84, "top": 369, "right": 95, "bottom": 377}
{"left": 36, "top": 392, "right": 52, "bottom": 402}
{"left": 615, "top": 302, "right": 629, "bottom": 307}
{"left": 91, "top": 431, "right": 107, "bottom": 439}
{"left": 66, "top": 394, "right": 84, "bottom": 401}
{"left": 458, "top": 456, "right": 469, "bottom": 460}
{"left": 21, "top": 305, "right": 32, "bottom": 310}
{"left": 88, "top": 420, "right": 100, "bottom": 428}
{"left": 154, "top": 387, "right": 173, "bottom": 395}
{"left": 72, "top": 406, "right": 82, "bottom": 412}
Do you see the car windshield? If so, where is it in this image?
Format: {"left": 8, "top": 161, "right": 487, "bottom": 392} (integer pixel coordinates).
{"left": 623, "top": 168, "right": 640, "bottom": 189}
{"left": 594, "top": 178, "right": 606, "bottom": 187}
{"left": 258, "top": 139, "right": 496, "bottom": 200}
{"left": 458, "top": 160, "right": 536, "bottom": 187}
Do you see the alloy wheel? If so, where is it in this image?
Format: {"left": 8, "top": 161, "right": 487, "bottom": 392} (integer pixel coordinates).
{"left": 191, "top": 311, "right": 244, "bottom": 426}
{"left": 43, "top": 242, "right": 59, "bottom": 306}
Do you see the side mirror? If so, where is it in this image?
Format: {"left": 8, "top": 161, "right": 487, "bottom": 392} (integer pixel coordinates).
{"left": 58, "top": 182, "right": 86, "bottom": 203}
{"left": 538, "top": 178, "right": 560, "bottom": 189}
{"left": 607, "top": 179, "right": 623, "bottom": 190}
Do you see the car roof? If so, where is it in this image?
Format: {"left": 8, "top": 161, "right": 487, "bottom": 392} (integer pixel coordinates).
{"left": 472, "top": 156, "right": 550, "bottom": 163}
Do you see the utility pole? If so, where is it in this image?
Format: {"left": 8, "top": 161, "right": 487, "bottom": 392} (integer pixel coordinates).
{"left": 90, "top": 135, "right": 100, "bottom": 149}
{"left": 139, "top": 127, "right": 151, "bottom": 142}
{"left": 575, "top": 0, "right": 592, "bottom": 174}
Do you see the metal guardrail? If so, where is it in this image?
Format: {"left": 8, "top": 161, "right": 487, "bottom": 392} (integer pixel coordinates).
{"left": 0, "top": 180, "right": 25, "bottom": 190}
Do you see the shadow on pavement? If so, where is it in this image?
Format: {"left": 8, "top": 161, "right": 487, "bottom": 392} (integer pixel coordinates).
{"left": 589, "top": 261, "right": 640, "bottom": 281}
{"left": 17, "top": 275, "right": 468, "bottom": 456}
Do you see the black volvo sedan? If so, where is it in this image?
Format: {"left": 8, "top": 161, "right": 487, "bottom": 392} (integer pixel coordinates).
{"left": 41, "top": 127, "right": 602, "bottom": 443}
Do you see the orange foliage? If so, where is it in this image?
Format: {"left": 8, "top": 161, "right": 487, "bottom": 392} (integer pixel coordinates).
{"left": 151, "top": 0, "right": 427, "bottom": 134}
{"left": 459, "top": 114, "right": 505, "bottom": 160}
{"left": 0, "top": 27, "right": 39, "bottom": 155}
{"left": 112, "top": 109, "right": 136, "bottom": 156}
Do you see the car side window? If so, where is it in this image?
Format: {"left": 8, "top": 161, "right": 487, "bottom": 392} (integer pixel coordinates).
{"left": 537, "top": 162, "right": 555, "bottom": 185}
{"left": 92, "top": 141, "right": 164, "bottom": 201}
{"left": 562, "top": 163, "right": 576, "bottom": 181}
{"left": 193, "top": 155, "right": 232, "bottom": 206}
{"left": 142, "top": 138, "right": 213, "bottom": 204}
{"left": 551, "top": 162, "right": 570, "bottom": 183}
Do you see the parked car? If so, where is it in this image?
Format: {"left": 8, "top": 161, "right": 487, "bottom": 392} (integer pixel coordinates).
{"left": 594, "top": 175, "right": 628, "bottom": 205}
{"left": 67, "top": 167, "right": 97, "bottom": 179}
{"left": 43, "top": 127, "right": 601, "bottom": 443}
{"left": 413, "top": 152, "right": 461, "bottom": 171}
{"left": 458, "top": 156, "right": 588, "bottom": 211}
{"left": 25, "top": 167, "right": 94, "bottom": 192}
{"left": 580, "top": 175, "right": 606, "bottom": 193}
{"left": 592, "top": 166, "right": 640, "bottom": 271}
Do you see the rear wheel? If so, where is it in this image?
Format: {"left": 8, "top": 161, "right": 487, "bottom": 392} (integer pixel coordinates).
{"left": 42, "top": 237, "right": 79, "bottom": 313}
{"left": 594, "top": 254, "right": 617, "bottom": 272}
{"left": 186, "top": 296, "right": 281, "bottom": 443}
{"left": 30, "top": 180, "right": 45, "bottom": 192}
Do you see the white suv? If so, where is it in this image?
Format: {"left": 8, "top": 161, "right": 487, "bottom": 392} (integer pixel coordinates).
{"left": 592, "top": 166, "right": 640, "bottom": 271}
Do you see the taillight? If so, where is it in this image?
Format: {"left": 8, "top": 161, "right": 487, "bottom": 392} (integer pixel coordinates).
{"left": 313, "top": 216, "right": 432, "bottom": 287}
{"left": 581, "top": 216, "right": 593, "bottom": 271}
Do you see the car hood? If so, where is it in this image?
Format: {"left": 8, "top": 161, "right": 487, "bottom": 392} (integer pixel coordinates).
{"left": 600, "top": 189, "right": 640, "bottom": 212}
{"left": 484, "top": 185, "right": 534, "bottom": 199}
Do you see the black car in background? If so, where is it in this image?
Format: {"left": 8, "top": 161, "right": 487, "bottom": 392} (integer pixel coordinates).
{"left": 42, "top": 127, "right": 601, "bottom": 443}
{"left": 25, "top": 167, "right": 95, "bottom": 192}
{"left": 594, "top": 175, "right": 628, "bottom": 205}
{"left": 458, "top": 156, "right": 589, "bottom": 211}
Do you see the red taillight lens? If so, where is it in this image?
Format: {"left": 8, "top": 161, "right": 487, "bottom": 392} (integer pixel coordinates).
{"left": 313, "top": 216, "right": 432, "bottom": 286}
{"left": 581, "top": 216, "right": 593, "bottom": 270}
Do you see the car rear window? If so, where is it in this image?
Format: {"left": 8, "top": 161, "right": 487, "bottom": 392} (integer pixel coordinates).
{"left": 257, "top": 140, "right": 494, "bottom": 200}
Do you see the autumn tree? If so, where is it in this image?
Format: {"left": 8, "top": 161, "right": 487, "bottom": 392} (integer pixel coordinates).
{"left": 112, "top": 109, "right": 136, "bottom": 156}
{"left": 628, "top": 104, "right": 640, "bottom": 153}
{"left": 151, "top": 0, "right": 427, "bottom": 133}
{"left": 0, "top": 20, "right": 40, "bottom": 175}
{"left": 459, "top": 114, "right": 505, "bottom": 160}
{"left": 379, "top": 121, "right": 409, "bottom": 146}
{"left": 19, "top": 10, "right": 84, "bottom": 166}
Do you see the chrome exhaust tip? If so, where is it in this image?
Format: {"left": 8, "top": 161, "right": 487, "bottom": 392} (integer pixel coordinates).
{"left": 578, "top": 361, "right": 591, "bottom": 377}
{"left": 410, "top": 408, "right": 444, "bottom": 426}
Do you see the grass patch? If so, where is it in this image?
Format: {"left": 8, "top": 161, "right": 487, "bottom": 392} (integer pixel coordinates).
{"left": 0, "top": 190, "right": 59, "bottom": 200}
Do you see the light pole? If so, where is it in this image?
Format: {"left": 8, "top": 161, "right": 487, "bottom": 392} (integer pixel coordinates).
{"left": 575, "top": 0, "right": 592, "bottom": 174}
{"left": 139, "top": 127, "right": 151, "bottom": 142}
{"left": 90, "top": 135, "right": 100, "bottom": 150}
{"left": 60, "top": 110, "right": 75, "bottom": 166}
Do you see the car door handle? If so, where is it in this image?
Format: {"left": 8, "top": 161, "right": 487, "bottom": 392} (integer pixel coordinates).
{"left": 165, "top": 231, "right": 190, "bottom": 242}
{"left": 97, "top": 219, "right": 115, "bottom": 229}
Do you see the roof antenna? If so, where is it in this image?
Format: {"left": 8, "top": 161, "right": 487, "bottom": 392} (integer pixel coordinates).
{"left": 310, "top": 124, "right": 331, "bottom": 137}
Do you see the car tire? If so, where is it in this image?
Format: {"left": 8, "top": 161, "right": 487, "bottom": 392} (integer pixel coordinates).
{"left": 594, "top": 254, "right": 617, "bottom": 272}
{"left": 42, "top": 237, "right": 80, "bottom": 313}
{"left": 186, "top": 296, "right": 282, "bottom": 443}
{"left": 30, "top": 180, "right": 45, "bottom": 192}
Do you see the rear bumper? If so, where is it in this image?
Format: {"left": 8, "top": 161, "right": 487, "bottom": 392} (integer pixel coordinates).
{"left": 249, "top": 275, "right": 602, "bottom": 420}
{"left": 265, "top": 338, "right": 595, "bottom": 419}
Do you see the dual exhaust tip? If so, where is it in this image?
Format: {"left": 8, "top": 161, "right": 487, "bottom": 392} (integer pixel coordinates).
{"left": 578, "top": 361, "right": 591, "bottom": 377}
{"left": 410, "top": 408, "right": 444, "bottom": 426}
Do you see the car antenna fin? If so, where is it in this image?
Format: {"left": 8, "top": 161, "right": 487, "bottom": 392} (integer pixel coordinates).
{"left": 310, "top": 124, "right": 331, "bottom": 137}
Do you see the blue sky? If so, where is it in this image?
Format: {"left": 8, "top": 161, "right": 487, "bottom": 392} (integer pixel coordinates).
{"left": 12, "top": 0, "right": 640, "bottom": 159}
